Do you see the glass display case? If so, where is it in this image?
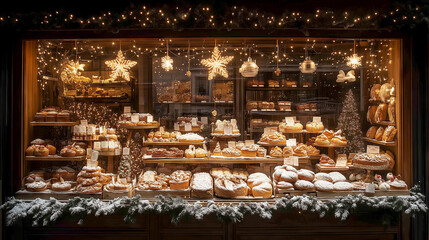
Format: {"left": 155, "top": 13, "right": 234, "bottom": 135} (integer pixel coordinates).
{"left": 18, "top": 37, "right": 407, "bottom": 200}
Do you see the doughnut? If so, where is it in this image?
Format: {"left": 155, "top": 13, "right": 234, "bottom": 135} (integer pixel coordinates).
{"left": 51, "top": 181, "right": 72, "bottom": 192}
{"left": 314, "top": 180, "right": 334, "bottom": 192}
{"left": 77, "top": 176, "right": 100, "bottom": 186}
{"left": 26, "top": 181, "right": 48, "bottom": 192}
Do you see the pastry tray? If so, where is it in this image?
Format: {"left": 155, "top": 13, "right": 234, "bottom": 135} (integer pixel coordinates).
{"left": 134, "top": 188, "right": 190, "bottom": 198}
{"left": 15, "top": 189, "right": 102, "bottom": 200}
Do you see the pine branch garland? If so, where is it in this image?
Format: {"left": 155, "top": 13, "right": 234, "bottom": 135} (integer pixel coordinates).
{"left": 1, "top": 186, "right": 426, "bottom": 227}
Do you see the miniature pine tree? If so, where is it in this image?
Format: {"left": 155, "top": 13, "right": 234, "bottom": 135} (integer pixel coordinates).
{"left": 336, "top": 89, "right": 365, "bottom": 153}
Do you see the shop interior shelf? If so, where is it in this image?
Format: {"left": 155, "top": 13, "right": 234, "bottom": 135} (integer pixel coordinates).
{"left": 143, "top": 141, "right": 207, "bottom": 146}
{"left": 30, "top": 121, "right": 78, "bottom": 126}
{"left": 142, "top": 156, "right": 312, "bottom": 164}
{"left": 119, "top": 122, "right": 160, "bottom": 130}
{"left": 25, "top": 155, "right": 85, "bottom": 161}
{"left": 362, "top": 137, "right": 396, "bottom": 146}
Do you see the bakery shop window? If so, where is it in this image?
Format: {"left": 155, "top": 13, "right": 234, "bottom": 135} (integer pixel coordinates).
{"left": 19, "top": 38, "right": 406, "bottom": 199}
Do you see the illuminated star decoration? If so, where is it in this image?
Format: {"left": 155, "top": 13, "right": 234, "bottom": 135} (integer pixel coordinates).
{"left": 346, "top": 53, "right": 362, "bottom": 69}
{"left": 161, "top": 55, "right": 174, "bottom": 71}
{"left": 68, "top": 60, "right": 85, "bottom": 75}
{"left": 201, "top": 46, "right": 234, "bottom": 80}
{"left": 105, "top": 50, "right": 137, "bottom": 81}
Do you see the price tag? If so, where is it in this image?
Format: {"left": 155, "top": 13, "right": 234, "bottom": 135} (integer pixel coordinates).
{"left": 336, "top": 154, "right": 348, "bottom": 167}
{"left": 305, "top": 109, "right": 310, "bottom": 111}
{"left": 285, "top": 117, "right": 294, "bottom": 125}
{"left": 292, "top": 85, "right": 297, "bottom": 87}
{"left": 263, "top": 127, "right": 269, "bottom": 134}
{"left": 101, "top": 141, "right": 108, "bottom": 150}
{"left": 313, "top": 116, "right": 321, "bottom": 123}
{"left": 147, "top": 115, "right": 153, "bottom": 123}
{"left": 123, "top": 147, "right": 130, "bottom": 155}
{"left": 228, "top": 141, "right": 236, "bottom": 148}
{"left": 365, "top": 183, "right": 376, "bottom": 193}
{"left": 184, "top": 123, "right": 192, "bottom": 132}
{"left": 79, "top": 125, "right": 86, "bottom": 134}
{"left": 283, "top": 157, "right": 294, "bottom": 166}
{"left": 201, "top": 117, "right": 208, "bottom": 125}
{"left": 94, "top": 142, "right": 101, "bottom": 150}
{"left": 115, "top": 148, "right": 121, "bottom": 155}
{"left": 159, "top": 127, "right": 164, "bottom": 133}
{"left": 292, "top": 156, "right": 299, "bottom": 166}
{"left": 245, "top": 140, "right": 254, "bottom": 146}
{"left": 91, "top": 150, "right": 99, "bottom": 161}
{"left": 73, "top": 126, "right": 79, "bottom": 134}
{"left": 224, "top": 125, "right": 233, "bottom": 135}
{"left": 174, "top": 123, "right": 179, "bottom": 131}
{"left": 270, "top": 127, "right": 278, "bottom": 133}
{"left": 367, "top": 145, "right": 380, "bottom": 154}
{"left": 80, "top": 119, "right": 88, "bottom": 126}
{"left": 130, "top": 113, "right": 139, "bottom": 123}
{"left": 192, "top": 118, "right": 198, "bottom": 125}
{"left": 286, "top": 138, "right": 297, "bottom": 147}
{"left": 86, "top": 148, "right": 92, "bottom": 157}
{"left": 124, "top": 106, "right": 131, "bottom": 114}
{"left": 231, "top": 119, "right": 237, "bottom": 126}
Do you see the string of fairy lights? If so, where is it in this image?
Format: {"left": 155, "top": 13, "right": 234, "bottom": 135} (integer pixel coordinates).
{"left": 36, "top": 38, "right": 393, "bottom": 91}
{"left": 0, "top": 4, "right": 427, "bottom": 31}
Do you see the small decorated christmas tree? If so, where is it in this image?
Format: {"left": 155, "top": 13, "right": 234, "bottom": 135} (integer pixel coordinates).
{"left": 117, "top": 136, "right": 143, "bottom": 179}
{"left": 118, "top": 154, "right": 133, "bottom": 179}
{"left": 337, "top": 89, "right": 365, "bottom": 153}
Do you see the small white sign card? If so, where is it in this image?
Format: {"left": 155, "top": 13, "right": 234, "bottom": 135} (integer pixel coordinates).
{"left": 174, "top": 123, "right": 179, "bottom": 131}
{"left": 336, "top": 154, "right": 348, "bottom": 167}
{"left": 124, "top": 106, "right": 131, "bottom": 114}
{"left": 292, "top": 156, "right": 299, "bottom": 167}
{"left": 159, "top": 127, "right": 165, "bottom": 133}
{"left": 123, "top": 147, "right": 130, "bottom": 155}
{"left": 285, "top": 117, "right": 295, "bottom": 125}
{"left": 228, "top": 141, "right": 236, "bottom": 148}
{"left": 367, "top": 145, "right": 380, "bottom": 154}
{"left": 286, "top": 138, "right": 297, "bottom": 147}
{"left": 86, "top": 148, "right": 92, "bottom": 157}
{"left": 131, "top": 114, "right": 139, "bottom": 123}
{"left": 313, "top": 116, "right": 321, "bottom": 123}
{"left": 147, "top": 115, "right": 153, "bottom": 123}
{"left": 80, "top": 119, "right": 88, "bottom": 126}
{"left": 184, "top": 123, "right": 192, "bottom": 132}
{"left": 224, "top": 125, "right": 233, "bottom": 135}
{"left": 283, "top": 157, "right": 294, "bottom": 166}
{"left": 201, "top": 117, "right": 208, "bottom": 125}
{"left": 91, "top": 150, "right": 99, "bottom": 161}
{"left": 365, "top": 183, "right": 376, "bottom": 193}
{"left": 114, "top": 148, "right": 121, "bottom": 155}
{"left": 192, "top": 118, "right": 198, "bottom": 125}
{"left": 245, "top": 140, "right": 254, "bottom": 146}
{"left": 93, "top": 142, "right": 101, "bottom": 150}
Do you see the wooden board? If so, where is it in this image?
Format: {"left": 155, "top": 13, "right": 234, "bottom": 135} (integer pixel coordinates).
{"left": 313, "top": 143, "right": 347, "bottom": 148}
{"left": 275, "top": 189, "right": 317, "bottom": 197}
{"left": 102, "top": 189, "right": 134, "bottom": 199}
{"left": 135, "top": 188, "right": 190, "bottom": 198}
{"left": 316, "top": 191, "right": 365, "bottom": 198}
{"left": 119, "top": 122, "right": 160, "bottom": 130}
{"left": 25, "top": 155, "right": 85, "bottom": 161}
{"left": 363, "top": 137, "right": 396, "bottom": 146}
{"left": 143, "top": 141, "right": 206, "bottom": 146}
{"left": 143, "top": 156, "right": 309, "bottom": 164}
{"left": 369, "top": 190, "right": 410, "bottom": 197}
{"left": 317, "top": 190, "right": 410, "bottom": 198}
{"left": 316, "top": 164, "right": 350, "bottom": 172}
{"left": 15, "top": 190, "right": 102, "bottom": 200}
{"left": 30, "top": 121, "right": 78, "bottom": 126}
{"left": 257, "top": 141, "right": 286, "bottom": 147}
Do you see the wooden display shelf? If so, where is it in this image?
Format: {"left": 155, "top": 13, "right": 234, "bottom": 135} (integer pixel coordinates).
{"left": 317, "top": 190, "right": 410, "bottom": 198}
{"left": 245, "top": 87, "right": 318, "bottom": 91}
{"left": 316, "top": 164, "right": 350, "bottom": 172}
{"left": 257, "top": 141, "right": 287, "bottom": 147}
{"left": 25, "top": 155, "right": 85, "bottom": 161}
{"left": 156, "top": 101, "right": 233, "bottom": 105}
{"left": 363, "top": 137, "right": 396, "bottom": 146}
{"left": 313, "top": 143, "right": 347, "bottom": 148}
{"left": 316, "top": 191, "right": 366, "bottom": 198}
{"left": 143, "top": 156, "right": 310, "bottom": 164}
{"left": 119, "top": 122, "right": 160, "bottom": 130}
{"left": 15, "top": 190, "right": 102, "bottom": 200}
{"left": 248, "top": 110, "right": 318, "bottom": 116}
{"left": 281, "top": 130, "right": 324, "bottom": 134}
{"left": 211, "top": 133, "right": 241, "bottom": 138}
{"left": 30, "top": 121, "right": 78, "bottom": 126}
{"left": 135, "top": 188, "right": 190, "bottom": 198}
{"left": 275, "top": 189, "right": 317, "bottom": 197}
{"left": 143, "top": 141, "right": 206, "bottom": 146}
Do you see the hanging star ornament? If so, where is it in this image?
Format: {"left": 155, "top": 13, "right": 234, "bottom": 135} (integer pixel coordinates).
{"left": 346, "top": 53, "right": 362, "bottom": 69}
{"left": 105, "top": 50, "right": 137, "bottom": 81}
{"left": 201, "top": 46, "right": 234, "bottom": 80}
{"left": 161, "top": 55, "right": 174, "bottom": 71}
{"left": 61, "top": 60, "right": 85, "bottom": 84}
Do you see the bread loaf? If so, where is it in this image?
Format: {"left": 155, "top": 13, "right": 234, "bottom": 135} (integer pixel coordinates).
{"left": 375, "top": 104, "right": 388, "bottom": 123}
{"left": 382, "top": 126, "right": 397, "bottom": 142}
{"left": 380, "top": 83, "right": 393, "bottom": 102}
{"left": 388, "top": 97, "right": 395, "bottom": 123}
{"left": 370, "top": 84, "right": 381, "bottom": 100}
{"left": 367, "top": 106, "right": 378, "bottom": 124}
{"left": 366, "top": 126, "right": 378, "bottom": 139}
{"left": 375, "top": 127, "right": 384, "bottom": 141}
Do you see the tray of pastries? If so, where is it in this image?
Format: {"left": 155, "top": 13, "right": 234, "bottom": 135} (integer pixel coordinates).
{"left": 135, "top": 170, "right": 191, "bottom": 198}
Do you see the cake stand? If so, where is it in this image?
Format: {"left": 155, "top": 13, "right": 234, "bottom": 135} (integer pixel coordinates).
{"left": 352, "top": 162, "right": 390, "bottom": 183}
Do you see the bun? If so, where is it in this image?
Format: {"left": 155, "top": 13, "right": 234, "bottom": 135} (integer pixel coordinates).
{"left": 25, "top": 145, "right": 35, "bottom": 156}
{"left": 46, "top": 144, "right": 56, "bottom": 155}
{"left": 388, "top": 97, "right": 395, "bottom": 123}
{"left": 366, "top": 126, "right": 378, "bottom": 139}
{"left": 382, "top": 126, "right": 397, "bottom": 142}
{"left": 34, "top": 146, "right": 49, "bottom": 156}
{"left": 375, "top": 104, "right": 388, "bottom": 122}
{"left": 370, "top": 84, "right": 381, "bottom": 100}
{"left": 375, "top": 127, "right": 384, "bottom": 141}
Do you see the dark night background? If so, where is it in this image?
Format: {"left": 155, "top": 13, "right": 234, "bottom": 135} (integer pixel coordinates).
{"left": 0, "top": 0, "right": 427, "bottom": 240}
